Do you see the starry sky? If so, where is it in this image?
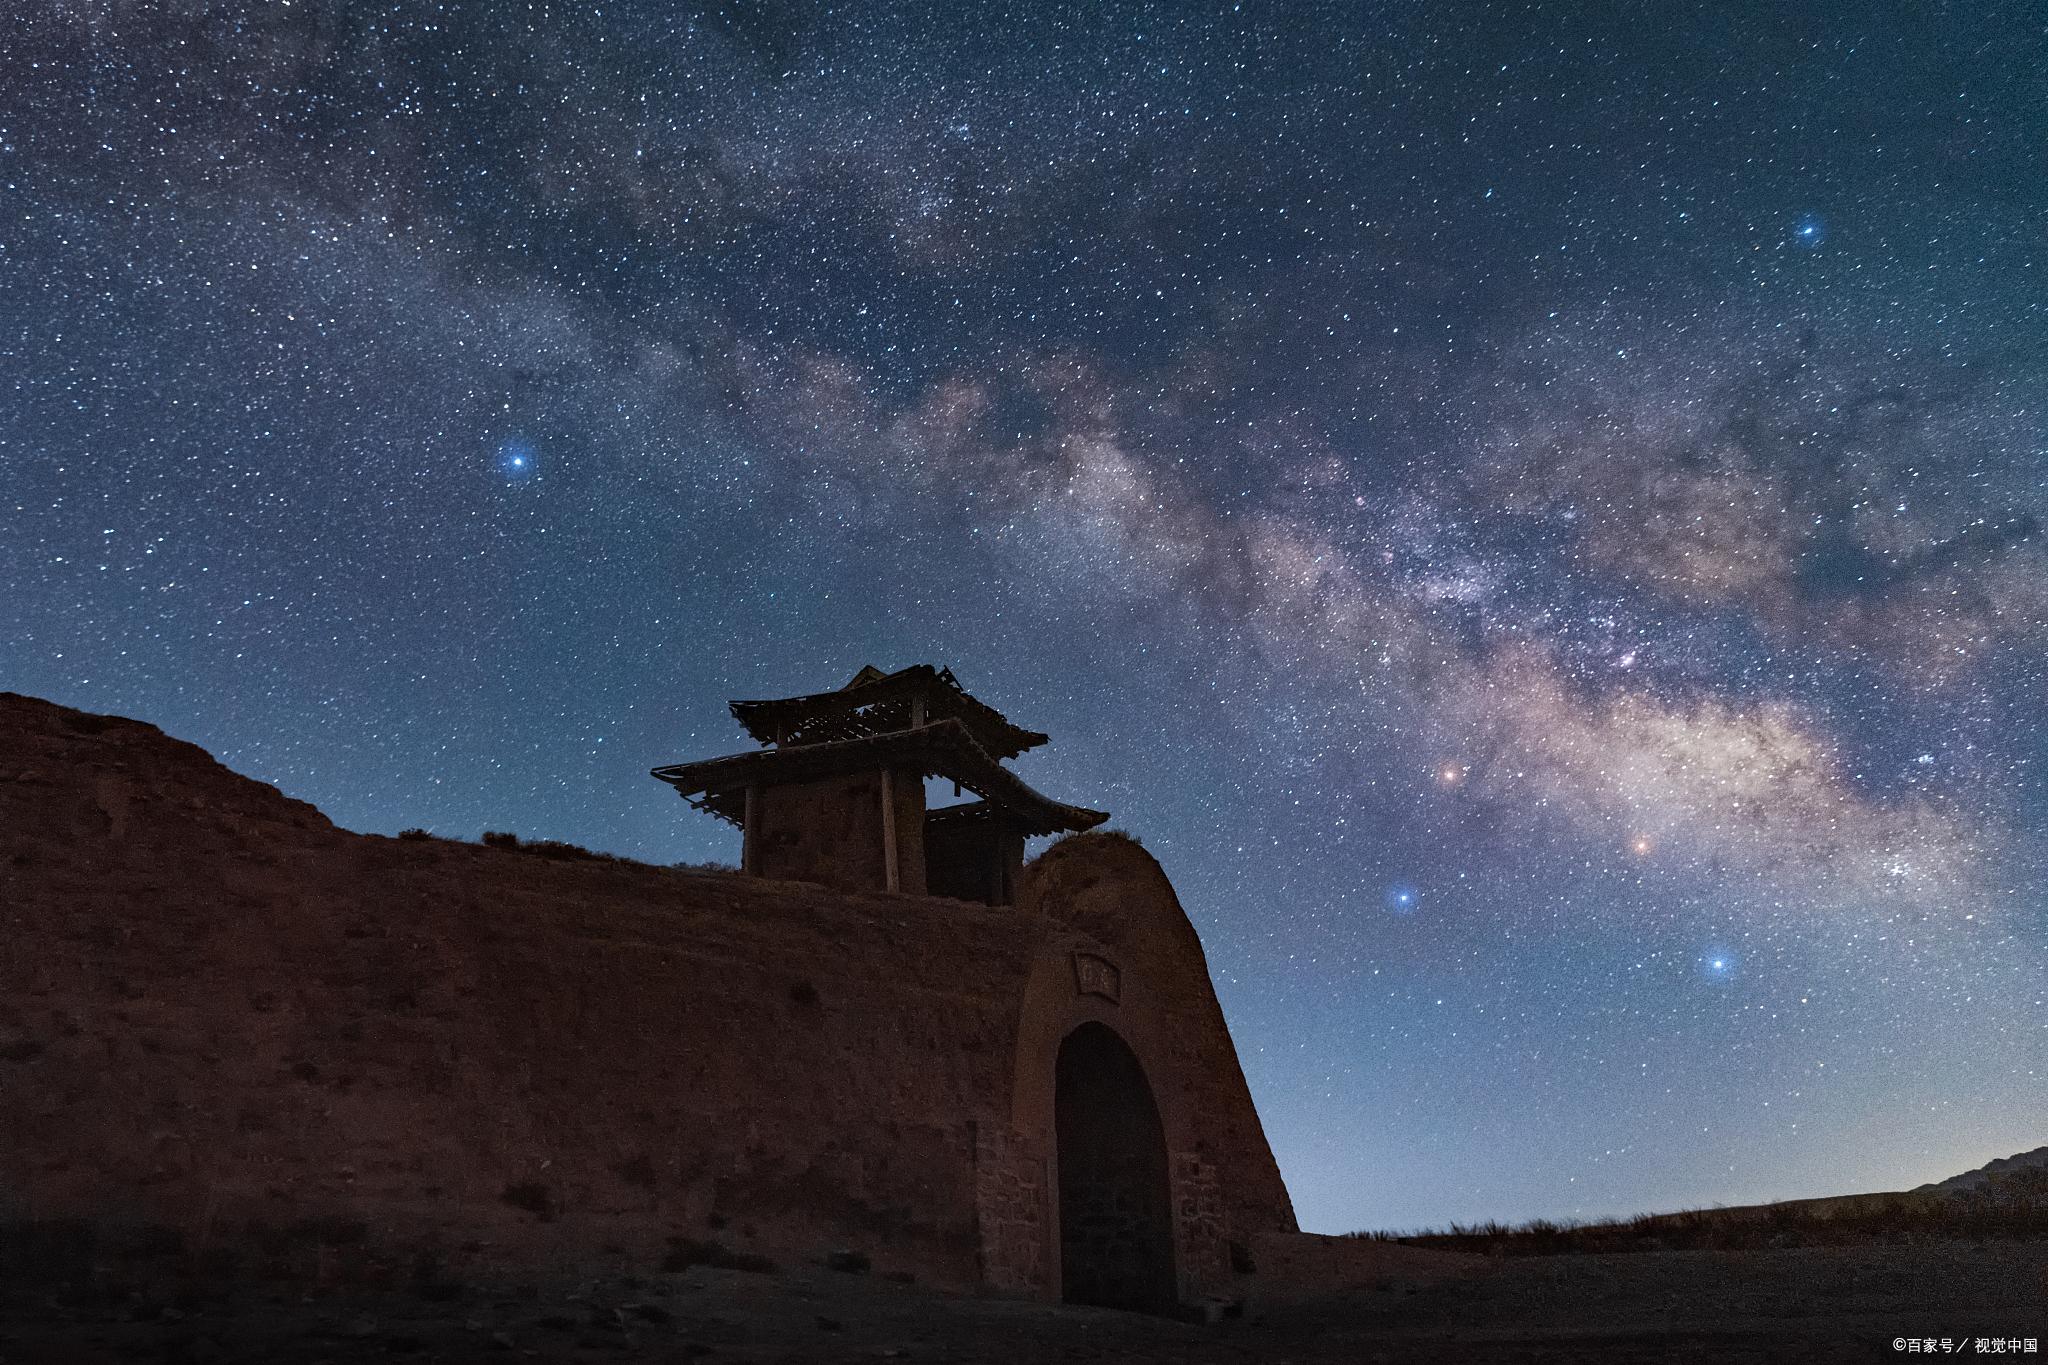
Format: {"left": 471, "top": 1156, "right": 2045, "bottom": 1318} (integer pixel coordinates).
{"left": 4, "top": 2, "right": 2045, "bottom": 1234}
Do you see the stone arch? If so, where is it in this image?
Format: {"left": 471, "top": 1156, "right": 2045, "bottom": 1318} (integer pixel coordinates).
{"left": 1053, "top": 1021, "right": 1176, "bottom": 1314}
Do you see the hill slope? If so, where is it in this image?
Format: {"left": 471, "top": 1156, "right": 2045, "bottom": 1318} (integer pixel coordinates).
{"left": 1920, "top": 1145, "right": 2048, "bottom": 1193}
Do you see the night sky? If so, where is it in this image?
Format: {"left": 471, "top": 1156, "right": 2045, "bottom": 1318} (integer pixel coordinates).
{"left": 5, "top": 3, "right": 2045, "bottom": 1234}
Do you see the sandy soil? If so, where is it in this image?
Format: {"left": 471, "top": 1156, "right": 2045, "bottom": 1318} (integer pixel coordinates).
{"left": 2, "top": 1238, "right": 2040, "bottom": 1363}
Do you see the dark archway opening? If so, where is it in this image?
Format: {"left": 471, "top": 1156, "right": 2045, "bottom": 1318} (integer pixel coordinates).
{"left": 1054, "top": 1022, "right": 1176, "bottom": 1314}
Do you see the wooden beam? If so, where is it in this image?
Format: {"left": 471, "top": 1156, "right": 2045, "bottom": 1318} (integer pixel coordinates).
{"left": 879, "top": 767, "right": 899, "bottom": 893}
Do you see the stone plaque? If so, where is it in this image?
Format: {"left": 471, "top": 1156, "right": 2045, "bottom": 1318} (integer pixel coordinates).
{"left": 1071, "top": 951, "right": 1121, "bottom": 1003}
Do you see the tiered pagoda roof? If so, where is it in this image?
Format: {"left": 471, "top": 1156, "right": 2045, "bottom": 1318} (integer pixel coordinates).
{"left": 727, "top": 664, "right": 1048, "bottom": 760}
{"left": 651, "top": 665, "right": 1107, "bottom": 839}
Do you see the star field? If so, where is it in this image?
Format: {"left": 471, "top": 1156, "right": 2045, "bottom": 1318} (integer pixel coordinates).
{"left": 2, "top": 2, "right": 2044, "bottom": 1232}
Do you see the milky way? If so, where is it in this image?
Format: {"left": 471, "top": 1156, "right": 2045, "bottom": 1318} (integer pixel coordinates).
{"left": 4, "top": 2, "right": 2043, "bottom": 1231}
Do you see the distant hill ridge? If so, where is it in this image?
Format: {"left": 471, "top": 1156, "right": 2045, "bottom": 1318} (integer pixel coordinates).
{"left": 1918, "top": 1145, "right": 2048, "bottom": 1193}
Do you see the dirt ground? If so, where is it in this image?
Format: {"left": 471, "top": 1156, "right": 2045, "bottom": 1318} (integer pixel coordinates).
{"left": 1, "top": 1237, "right": 2040, "bottom": 1364}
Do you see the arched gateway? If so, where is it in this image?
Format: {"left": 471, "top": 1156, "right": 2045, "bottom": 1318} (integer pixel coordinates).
{"left": 1054, "top": 1022, "right": 1177, "bottom": 1313}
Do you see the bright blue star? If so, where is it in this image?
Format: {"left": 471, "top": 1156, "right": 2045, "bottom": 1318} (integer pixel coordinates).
{"left": 1699, "top": 947, "right": 1740, "bottom": 982}
{"left": 1793, "top": 214, "right": 1826, "bottom": 248}
{"left": 496, "top": 437, "right": 539, "bottom": 483}
{"left": 1383, "top": 881, "right": 1420, "bottom": 915}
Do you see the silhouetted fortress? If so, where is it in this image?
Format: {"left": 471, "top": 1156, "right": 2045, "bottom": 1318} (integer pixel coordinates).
{"left": 0, "top": 673, "right": 1301, "bottom": 1315}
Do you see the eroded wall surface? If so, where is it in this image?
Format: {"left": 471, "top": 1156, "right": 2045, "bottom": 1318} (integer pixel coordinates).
{"left": 750, "top": 766, "right": 926, "bottom": 895}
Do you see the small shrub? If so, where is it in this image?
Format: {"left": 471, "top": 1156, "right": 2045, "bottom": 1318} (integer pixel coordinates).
{"left": 520, "top": 838, "right": 603, "bottom": 862}
{"left": 1047, "top": 828, "right": 1143, "bottom": 854}
{"left": 480, "top": 830, "right": 622, "bottom": 863}
{"left": 396, "top": 828, "right": 435, "bottom": 841}
{"left": 408, "top": 1250, "right": 465, "bottom": 1302}
{"left": 500, "top": 1182, "right": 556, "bottom": 1221}
{"left": 661, "top": 1237, "right": 775, "bottom": 1275}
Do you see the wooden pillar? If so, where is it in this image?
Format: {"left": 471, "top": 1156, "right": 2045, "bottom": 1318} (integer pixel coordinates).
{"left": 909, "top": 692, "right": 927, "bottom": 729}
{"left": 742, "top": 785, "right": 759, "bottom": 874}
{"left": 879, "top": 767, "right": 900, "bottom": 893}
{"left": 995, "top": 834, "right": 1019, "bottom": 908}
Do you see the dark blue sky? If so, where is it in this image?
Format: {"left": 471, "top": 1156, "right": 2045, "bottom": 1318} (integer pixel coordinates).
{"left": 4, "top": 1, "right": 2044, "bottom": 1232}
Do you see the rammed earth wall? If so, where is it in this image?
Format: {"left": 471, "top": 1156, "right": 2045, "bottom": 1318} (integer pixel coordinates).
{"left": 0, "top": 693, "right": 1296, "bottom": 1304}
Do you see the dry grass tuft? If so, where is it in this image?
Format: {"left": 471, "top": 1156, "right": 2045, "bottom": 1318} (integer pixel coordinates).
{"left": 1353, "top": 1169, "right": 2048, "bottom": 1256}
